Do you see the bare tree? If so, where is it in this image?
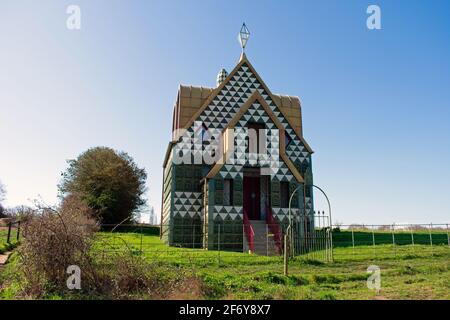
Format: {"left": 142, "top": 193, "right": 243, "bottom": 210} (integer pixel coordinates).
{"left": 6, "top": 205, "right": 34, "bottom": 220}
{"left": 0, "top": 180, "right": 6, "bottom": 218}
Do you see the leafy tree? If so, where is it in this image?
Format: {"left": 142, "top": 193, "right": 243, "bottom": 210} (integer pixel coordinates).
{"left": 59, "top": 147, "right": 147, "bottom": 224}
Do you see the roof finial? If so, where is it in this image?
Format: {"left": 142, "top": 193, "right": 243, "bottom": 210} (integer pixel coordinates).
{"left": 216, "top": 68, "right": 228, "bottom": 87}
{"left": 238, "top": 23, "right": 250, "bottom": 53}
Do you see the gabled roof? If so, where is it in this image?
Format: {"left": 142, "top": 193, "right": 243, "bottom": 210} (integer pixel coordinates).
{"left": 174, "top": 54, "right": 313, "bottom": 153}
{"left": 172, "top": 85, "right": 215, "bottom": 134}
{"left": 205, "top": 91, "right": 305, "bottom": 183}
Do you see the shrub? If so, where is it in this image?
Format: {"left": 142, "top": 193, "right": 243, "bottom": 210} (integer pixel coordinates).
{"left": 14, "top": 196, "right": 204, "bottom": 299}
{"left": 18, "top": 195, "right": 99, "bottom": 297}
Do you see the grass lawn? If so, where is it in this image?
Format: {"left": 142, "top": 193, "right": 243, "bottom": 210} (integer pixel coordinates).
{"left": 90, "top": 231, "right": 450, "bottom": 300}
{"left": 1, "top": 229, "right": 448, "bottom": 300}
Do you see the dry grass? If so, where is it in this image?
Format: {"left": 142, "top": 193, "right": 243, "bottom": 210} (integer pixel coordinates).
{"left": 17, "top": 195, "right": 99, "bottom": 297}
{"left": 5, "top": 195, "right": 207, "bottom": 300}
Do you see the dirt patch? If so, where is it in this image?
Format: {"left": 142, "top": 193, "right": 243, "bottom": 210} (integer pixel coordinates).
{"left": 0, "top": 252, "right": 11, "bottom": 265}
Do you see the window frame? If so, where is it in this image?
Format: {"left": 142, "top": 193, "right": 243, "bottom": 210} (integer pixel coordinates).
{"left": 223, "top": 179, "right": 234, "bottom": 206}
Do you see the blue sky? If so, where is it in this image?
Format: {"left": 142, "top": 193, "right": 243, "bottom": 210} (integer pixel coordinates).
{"left": 0, "top": 0, "right": 449, "bottom": 224}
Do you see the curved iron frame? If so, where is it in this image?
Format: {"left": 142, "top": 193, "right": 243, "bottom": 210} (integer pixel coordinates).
{"left": 287, "top": 184, "right": 333, "bottom": 260}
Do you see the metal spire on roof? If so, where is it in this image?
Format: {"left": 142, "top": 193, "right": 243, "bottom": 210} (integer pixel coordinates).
{"left": 238, "top": 23, "right": 250, "bottom": 53}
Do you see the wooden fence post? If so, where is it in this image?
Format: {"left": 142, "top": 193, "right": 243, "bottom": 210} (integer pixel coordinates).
{"left": 6, "top": 222, "right": 12, "bottom": 244}
{"left": 283, "top": 233, "right": 289, "bottom": 276}
{"left": 16, "top": 221, "right": 21, "bottom": 241}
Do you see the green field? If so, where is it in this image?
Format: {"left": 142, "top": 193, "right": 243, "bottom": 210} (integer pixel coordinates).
{"left": 2, "top": 229, "right": 449, "bottom": 300}
{"left": 332, "top": 228, "right": 449, "bottom": 247}
{"left": 91, "top": 231, "right": 450, "bottom": 299}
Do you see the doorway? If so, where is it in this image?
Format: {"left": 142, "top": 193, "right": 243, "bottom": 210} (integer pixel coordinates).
{"left": 243, "top": 176, "right": 260, "bottom": 220}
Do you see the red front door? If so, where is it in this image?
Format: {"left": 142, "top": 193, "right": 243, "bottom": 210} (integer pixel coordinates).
{"left": 244, "top": 176, "right": 260, "bottom": 220}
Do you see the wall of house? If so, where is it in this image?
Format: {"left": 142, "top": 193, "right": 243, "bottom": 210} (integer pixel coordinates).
{"left": 161, "top": 152, "right": 174, "bottom": 244}
{"left": 170, "top": 164, "right": 205, "bottom": 248}
{"left": 207, "top": 177, "right": 244, "bottom": 251}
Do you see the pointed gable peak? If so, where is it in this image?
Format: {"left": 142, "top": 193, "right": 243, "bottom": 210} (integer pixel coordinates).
{"left": 239, "top": 52, "right": 247, "bottom": 62}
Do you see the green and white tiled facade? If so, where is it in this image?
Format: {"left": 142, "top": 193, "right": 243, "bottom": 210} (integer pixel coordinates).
{"left": 161, "top": 57, "right": 315, "bottom": 253}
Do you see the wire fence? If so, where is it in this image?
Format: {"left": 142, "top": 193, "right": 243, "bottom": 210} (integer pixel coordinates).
{"left": 91, "top": 222, "right": 450, "bottom": 265}
{"left": 331, "top": 223, "right": 450, "bottom": 260}
{"left": 4, "top": 220, "right": 449, "bottom": 264}
{"left": 96, "top": 224, "right": 286, "bottom": 266}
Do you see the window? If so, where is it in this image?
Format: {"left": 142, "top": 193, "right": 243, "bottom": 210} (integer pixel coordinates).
{"left": 247, "top": 123, "right": 266, "bottom": 154}
{"left": 200, "top": 123, "right": 209, "bottom": 141}
{"left": 285, "top": 132, "right": 292, "bottom": 148}
{"left": 223, "top": 179, "right": 234, "bottom": 206}
{"left": 194, "top": 122, "right": 210, "bottom": 142}
{"left": 280, "top": 181, "right": 289, "bottom": 208}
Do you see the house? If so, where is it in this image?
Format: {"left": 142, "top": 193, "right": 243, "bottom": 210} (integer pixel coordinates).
{"left": 161, "top": 50, "right": 315, "bottom": 255}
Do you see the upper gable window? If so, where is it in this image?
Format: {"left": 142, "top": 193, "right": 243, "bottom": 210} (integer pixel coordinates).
{"left": 196, "top": 123, "right": 209, "bottom": 141}
{"left": 247, "top": 123, "right": 266, "bottom": 154}
{"left": 285, "top": 132, "right": 292, "bottom": 148}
